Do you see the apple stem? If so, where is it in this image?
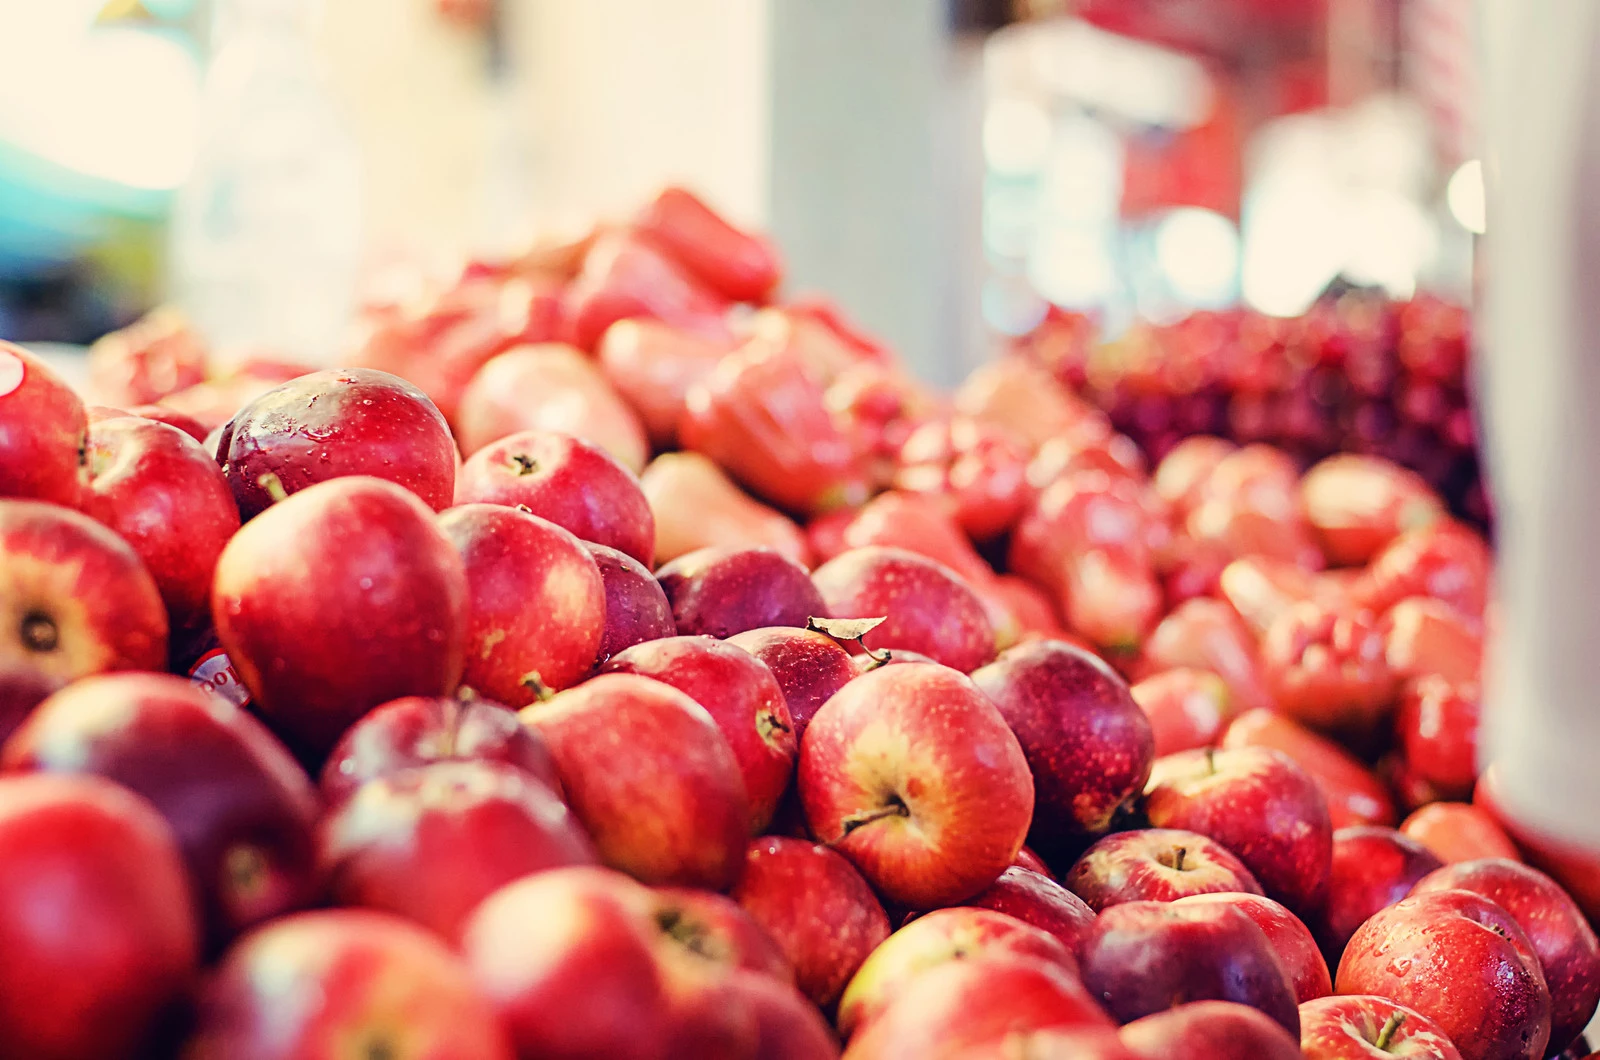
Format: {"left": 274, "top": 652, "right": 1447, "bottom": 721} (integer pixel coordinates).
{"left": 1374, "top": 1011, "right": 1405, "bottom": 1051}
{"left": 1173, "top": 847, "right": 1186, "bottom": 872}
{"left": 832, "top": 799, "right": 909, "bottom": 843}
{"left": 520, "top": 672, "right": 555, "bottom": 702}
{"left": 257, "top": 472, "right": 289, "bottom": 505}
{"left": 1204, "top": 747, "right": 1216, "bottom": 775}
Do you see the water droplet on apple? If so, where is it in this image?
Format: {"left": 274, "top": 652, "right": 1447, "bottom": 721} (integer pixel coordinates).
{"left": 359, "top": 577, "right": 373, "bottom": 591}
{"left": 1387, "top": 957, "right": 1413, "bottom": 978}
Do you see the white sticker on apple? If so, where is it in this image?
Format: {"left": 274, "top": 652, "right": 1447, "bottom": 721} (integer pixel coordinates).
{"left": 0, "top": 349, "right": 22, "bottom": 398}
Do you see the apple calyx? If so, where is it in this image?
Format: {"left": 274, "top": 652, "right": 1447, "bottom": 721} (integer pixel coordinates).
{"left": 755, "top": 707, "right": 791, "bottom": 746}
{"left": 508, "top": 453, "right": 540, "bottom": 476}
{"left": 222, "top": 842, "right": 273, "bottom": 914}
{"left": 19, "top": 612, "right": 58, "bottom": 653}
{"left": 834, "top": 796, "right": 910, "bottom": 843}
{"left": 653, "top": 907, "right": 727, "bottom": 964}
{"left": 1373, "top": 1010, "right": 1405, "bottom": 1051}
{"left": 256, "top": 472, "right": 290, "bottom": 505}
{"left": 807, "top": 616, "right": 890, "bottom": 663}
{"left": 357, "top": 1031, "right": 400, "bottom": 1060}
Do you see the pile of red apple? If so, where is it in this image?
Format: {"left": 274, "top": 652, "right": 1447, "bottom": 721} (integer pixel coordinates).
{"left": 1014, "top": 294, "right": 1489, "bottom": 529}
{"left": 0, "top": 187, "right": 1594, "bottom": 1060}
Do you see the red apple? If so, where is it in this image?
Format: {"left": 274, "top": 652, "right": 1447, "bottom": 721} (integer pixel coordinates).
{"left": 1119, "top": 1000, "right": 1305, "bottom": 1060}
{"left": 1336, "top": 889, "right": 1551, "bottom": 1060}
{"left": 812, "top": 546, "right": 997, "bottom": 673}
{"left": 806, "top": 507, "right": 855, "bottom": 566}
{"left": 438, "top": 504, "right": 605, "bottom": 705}
{"left": 1300, "top": 995, "right": 1465, "bottom": 1060}
{"left": 128, "top": 402, "right": 210, "bottom": 441}
{"left": 1015, "top": 845, "right": 1056, "bottom": 878}
{"left": 1316, "top": 826, "right": 1444, "bottom": 961}
{"left": 1400, "top": 803, "right": 1522, "bottom": 865}
{"left": 1221, "top": 708, "right": 1397, "bottom": 828}
{"left": 81, "top": 416, "right": 241, "bottom": 632}
{"left": 799, "top": 662, "right": 1033, "bottom": 909}
{"left": 658, "top": 545, "right": 827, "bottom": 639}
{"left": 3, "top": 672, "right": 320, "bottom": 946}
{"left": 318, "top": 759, "right": 595, "bottom": 940}
{"left": 1077, "top": 900, "right": 1300, "bottom": 1033}
{"left": 1144, "top": 746, "right": 1333, "bottom": 915}
{"left": 85, "top": 305, "right": 208, "bottom": 407}
{"left": 187, "top": 909, "right": 514, "bottom": 1060}
{"left": 587, "top": 542, "right": 676, "bottom": 664}
{"left": 848, "top": 647, "right": 938, "bottom": 674}
{"left": 1141, "top": 598, "right": 1273, "bottom": 715}
{"left": 838, "top": 490, "right": 1000, "bottom": 594}
{"left": 961, "top": 866, "right": 1098, "bottom": 953}
{"left": 212, "top": 477, "right": 469, "bottom": 755}
{"left": 838, "top": 907, "right": 1081, "bottom": 1038}
{"left": 320, "top": 693, "right": 560, "bottom": 804}
{"left": 1130, "top": 667, "right": 1234, "bottom": 757}
{"left": 1385, "top": 596, "right": 1483, "bottom": 684}
{"left": 891, "top": 418, "right": 1034, "bottom": 541}
{"left": 0, "top": 498, "right": 168, "bottom": 682}
{"left": 1350, "top": 521, "right": 1492, "bottom": 621}
{"left": 1152, "top": 435, "right": 1237, "bottom": 516}
{"left": 731, "top": 836, "right": 890, "bottom": 1009}
{"left": 634, "top": 186, "right": 782, "bottom": 302}
{"left": 561, "top": 227, "right": 731, "bottom": 353}
{"left": 221, "top": 368, "right": 457, "bottom": 519}
{"left": 597, "top": 317, "right": 733, "bottom": 447}
{"left": 1174, "top": 892, "right": 1331, "bottom": 1004}
{"left": 641, "top": 452, "right": 812, "bottom": 568}
{"left": 726, "top": 626, "right": 855, "bottom": 741}
{"left": 1396, "top": 676, "right": 1480, "bottom": 801}
{"left": 460, "top": 866, "right": 768, "bottom": 1060}
{"left": 950, "top": 1028, "right": 1139, "bottom": 1060}
{"left": 842, "top": 955, "right": 1111, "bottom": 1057}
{"left": 521, "top": 673, "right": 749, "bottom": 888}
{"left": 602, "top": 636, "right": 796, "bottom": 831}
{"left": 1300, "top": 454, "right": 1445, "bottom": 566}
{"left": 993, "top": 574, "right": 1069, "bottom": 638}
{"left": 454, "top": 429, "right": 656, "bottom": 566}
{"left": 1412, "top": 859, "right": 1600, "bottom": 1053}
{"left": 455, "top": 343, "right": 650, "bottom": 471}
{"left": 972, "top": 640, "right": 1153, "bottom": 845}
{"left": 1064, "top": 828, "right": 1262, "bottom": 911}
{"left": 0, "top": 341, "right": 88, "bottom": 508}
{"left": 1260, "top": 600, "right": 1399, "bottom": 734}
{"left": 648, "top": 886, "right": 793, "bottom": 983}
{"left": 731, "top": 971, "right": 843, "bottom": 1060}
{"left": 0, "top": 773, "right": 199, "bottom": 1059}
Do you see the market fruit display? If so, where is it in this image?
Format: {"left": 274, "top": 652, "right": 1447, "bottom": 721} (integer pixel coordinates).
{"left": 0, "top": 185, "right": 1588, "bottom": 1059}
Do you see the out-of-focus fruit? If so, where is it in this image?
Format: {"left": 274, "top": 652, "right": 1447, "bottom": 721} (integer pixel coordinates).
{"left": 1396, "top": 676, "right": 1480, "bottom": 801}
{"left": 0, "top": 341, "right": 88, "bottom": 508}
{"left": 1141, "top": 598, "right": 1273, "bottom": 714}
{"left": 1130, "top": 667, "right": 1234, "bottom": 757}
{"left": 1260, "top": 601, "right": 1398, "bottom": 733}
{"left": 1221, "top": 708, "right": 1396, "bottom": 828}
{"left": 633, "top": 186, "right": 782, "bottom": 303}
{"left": 641, "top": 451, "right": 812, "bottom": 567}
{"left": 1399, "top": 803, "right": 1522, "bottom": 864}
{"left": 1300, "top": 454, "right": 1445, "bottom": 566}
{"left": 597, "top": 318, "right": 732, "bottom": 447}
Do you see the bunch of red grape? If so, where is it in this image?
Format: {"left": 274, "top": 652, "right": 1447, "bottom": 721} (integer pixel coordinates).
{"left": 1013, "top": 293, "right": 1487, "bottom": 529}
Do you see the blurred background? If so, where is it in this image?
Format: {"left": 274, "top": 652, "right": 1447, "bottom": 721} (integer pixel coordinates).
{"left": 1, "top": 0, "right": 1486, "bottom": 520}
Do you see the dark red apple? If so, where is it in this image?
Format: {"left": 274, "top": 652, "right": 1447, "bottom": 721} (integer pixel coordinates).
{"left": 0, "top": 498, "right": 168, "bottom": 682}
{"left": 961, "top": 866, "right": 1098, "bottom": 954}
{"left": 726, "top": 626, "right": 855, "bottom": 741}
{"left": 1412, "top": 859, "right": 1600, "bottom": 1053}
{"left": 971, "top": 640, "right": 1154, "bottom": 843}
{"left": 0, "top": 340, "right": 88, "bottom": 508}
{"left": 1317, "top": 826, "right": 1444, "bottom": 961}
{"left": 521, "top": 673, "right": 749, "bottom": 889}
{"left": 319, "top": 693, "right": 561, "bottom": 805}
{"left": 0, "top": 773, "right": 199, "bottom": 1059}
{"left": 187, "top": 909, "right": 514, "bottom": 1060}
{"left": 837, "top": 906, "right": 1079, "bottom": 1037}
{"left": 812, "top": 546, "right": 996, "bottom": 672}
{"left": 1015, "top": 845, "right": 1056, "bottom": 878}
{"left": 1064, "top": 828, "right": 1262, "bottom": 911}
{"left": 1337, "top": 889, "right": 1551, "bottom": 1060}
{"left": 1300, "top": 995, "right": 1465, "bottom": 1059}
{"left": 1077, "top": 900, "right": 1299, "bottom": 1033}
{"left": 587, "top": 542, "right": 676, "bottom": 665}
{"left": 1119, "top": 1000, "right": 1304, "bottom": 1060}
{"left": 0, "top": 662, "right": 63, "bottom": 747}
{"left": 799, "top": 662, "right": 1033, "bottom": 909}
{"left": 657, "top": 545, "right": 827, "bottom": 639}
{"left": 602, "top": 636, "right": 796, "bottom": 831}
{"left": 2, "top": 672, "right": 320, "bottom": 946}
{"left": 212, "top": 476, "right": 469, "bottom": 755}
{"left": 1174, "top": 892, "right": 1331, "bottom": 1005}
{"left": 842, "top": 955, "right": 1112, "bottom": 1057}
{"left": 731, "top": 836, "right": 891, "bottom": 1009}
{"left": 454, "top": 429, "right": 656, "bottom": 566}
{"left": 221, "top": 368, "right": 457, "bottom": 519}
{"left": 950, "top": 1028, "right": 1139, "bottom": 1060}
{"left": 318, "top": 760, "right": 595, "bottom": 941}
{"left": 1144, "top": 746, "right": 1333, "bottom": 915}
{"left": 82, "top": 416, "right": 240, "bottom": 632}
{"left": 460, "top": 866, "right": 766, "bottom": 1060}
{"left": 438, "top": 504, "right": 605, "bottom": 705}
